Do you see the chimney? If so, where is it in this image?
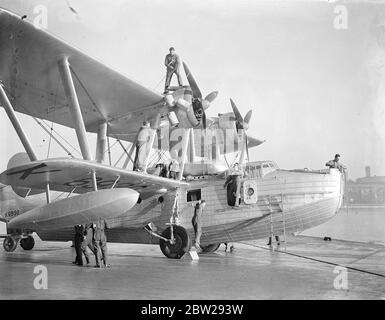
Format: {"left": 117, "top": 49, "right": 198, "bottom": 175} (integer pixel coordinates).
{"left": 365, "top": 166, "right": 371, "bottom": 178}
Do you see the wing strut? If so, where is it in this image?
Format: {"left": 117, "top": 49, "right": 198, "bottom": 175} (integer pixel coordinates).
{"left": 0, "top": 84, "right": 52, "bottom": 203}
{"left": 58, "top": 57, "right": 92, "bottom": 162}
{"left": 96, "top": 122, "right": 107, "bottom": 163}
{"left": 178, "top": 128, "right": 191, "bottom": 180}
{"left": 0, "top": 85, "right": 37, "bottom": 162}
{"left": 58, "top": 57, "right": 97, "bottom": 191}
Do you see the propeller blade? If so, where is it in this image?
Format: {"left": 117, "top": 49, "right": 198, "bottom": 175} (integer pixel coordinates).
{"left": 204, "top": 91, "right": 218, "bottom": 103}
{"left": 230, "top": 98, "right": 244, "bottom": 121}
{"left": 230, "top": 98, "right": 244, "bottom": 132}
{"left": 183, "top": 62, "right": 202, "bottom": 99}
{"left": 244, "top": 110, "right": 252, "bottom": 124}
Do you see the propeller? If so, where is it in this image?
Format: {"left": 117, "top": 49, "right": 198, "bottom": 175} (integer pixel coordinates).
{"left": 229, "top": 98, "right": 253, "bottom": 163}
{"left": 230, "top": 98, "right": 252, "bottom": 132}
{"left": 183, "top": 62, "right": 218, "bottom": 129}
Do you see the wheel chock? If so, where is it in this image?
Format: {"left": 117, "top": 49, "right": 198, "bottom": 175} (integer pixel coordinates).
{"left": 182, "top": 248, "right": 199, "bottom": 261}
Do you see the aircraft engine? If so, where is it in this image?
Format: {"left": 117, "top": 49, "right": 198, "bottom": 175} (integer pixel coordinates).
{"left": 218, "top": 112, "right": 237, "bottom": 130}
{"left": 164, "top": 62, "right": 218, "bottom": 129}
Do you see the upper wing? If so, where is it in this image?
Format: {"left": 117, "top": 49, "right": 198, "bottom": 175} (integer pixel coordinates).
{"left": 0, "top": 158, "right": 188, "bottom": 199}
{"left": 0, "top": 9, "right": 166, "bottom": 141}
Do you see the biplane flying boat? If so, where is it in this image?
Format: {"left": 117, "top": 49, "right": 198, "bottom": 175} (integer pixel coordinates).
{"left": 0, "top": 8, "right": 344, "bottom": 258}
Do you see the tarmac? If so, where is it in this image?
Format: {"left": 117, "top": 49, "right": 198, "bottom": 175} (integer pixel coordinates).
{"left": 0, "top": 235, "right": 384, "bottom": 300}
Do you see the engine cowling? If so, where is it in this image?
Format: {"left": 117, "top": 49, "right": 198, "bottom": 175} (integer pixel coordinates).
{"left": 165, "top": 88, "right": 202, "bottom": 128}
{"left": 218, "top": 113, "right": 236, "bottom": 130}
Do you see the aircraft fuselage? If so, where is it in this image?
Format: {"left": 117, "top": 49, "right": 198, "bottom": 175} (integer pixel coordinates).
{"left": 1, "top": 167, "right": 344, "bottom": 247}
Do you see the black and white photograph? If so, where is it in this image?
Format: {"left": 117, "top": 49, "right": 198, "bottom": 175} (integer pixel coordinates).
{"left": 0, "top": 0, "right": 384, "bottom": 306}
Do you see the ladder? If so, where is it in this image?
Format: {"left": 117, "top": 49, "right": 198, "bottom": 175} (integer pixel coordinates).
{"left": 268, "top": 194, "right": 287, "bottom": 251}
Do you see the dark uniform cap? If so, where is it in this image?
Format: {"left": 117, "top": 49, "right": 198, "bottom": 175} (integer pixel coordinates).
{"left": 169, "top": 47, "right": 175, "bottom": 51}
{"left": 335, "top": 154, "right": 341, "bottom": 158}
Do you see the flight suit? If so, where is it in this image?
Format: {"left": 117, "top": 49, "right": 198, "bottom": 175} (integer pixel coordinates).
{"left": 233, "top": 174, "right": 241, "bottom": 207}
{"left": 134, "top": 123, "right": 152, "bottom": 172}
{"left": 93, "top": 219, "right": 109, "bottom": 268}
{"left": 169, "top": 159, "right": 180, "bottom": 180}
{"left": 224, "top": 173, "right": 241, "bottom": 207}
{"left": 192, "top": 203, "right": 203, "bottom": 249}
{"left": 81, "top": 223, "right": 95, "bottom": 264}
{"left": 164, "top": 53, "right": 183, "bottom": 91}
{"left": 73, "top": 224, "right": 85, "bottom": 266}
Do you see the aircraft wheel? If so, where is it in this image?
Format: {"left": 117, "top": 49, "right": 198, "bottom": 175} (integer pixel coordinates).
{"left": 200, "top": 243, "right": 221, "bottom": 254}
{"left": 20, "top": 236, "right": 35, "bottom": 251}
{"left": 3, "top": 236, "right": 18, "bottom": 252}
{"left": 159, "top": 225, "right": 191, "bottom": 259}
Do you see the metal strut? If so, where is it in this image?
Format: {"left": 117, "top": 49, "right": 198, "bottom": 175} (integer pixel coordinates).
{"left": 58, "top": 57, "right": 97, "bottom": 191}
{"left": 0, "top": 84, "right": 37, "bottom": 162}
{"left": 96, "top": 121, "right": 107, "bottom": 163}
{"left": 178, "top": 128, "right": 191, "bottom": 180}
{"left": 58, "top": 58, "right": 92, "bottom": 161}
{"left": 0, "top": 85, "right": 52, "bottom": 203}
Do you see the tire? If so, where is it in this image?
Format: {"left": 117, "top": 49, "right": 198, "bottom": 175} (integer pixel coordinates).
{"left": 159, "top": 225, "right": 191, "bottom": 259}
{"left": 200, "top": 243, "right": 221, "bottom": 254}
{"left": 3, "top": 237, "right": 18, "bottom": 252}
{"left": 20, "top": 236, "right": 35, "bottom": 250}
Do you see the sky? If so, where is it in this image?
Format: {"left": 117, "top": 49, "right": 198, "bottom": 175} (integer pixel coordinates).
{"left": 0, "top": 0, "right": 384, "bottom": 179}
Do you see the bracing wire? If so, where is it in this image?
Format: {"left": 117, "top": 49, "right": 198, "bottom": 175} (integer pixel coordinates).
{"left": 1, "top": 84, "right": 82, "bottom": 158}
{"left": 69, "top": 66, "right": 134, "bottom": 165}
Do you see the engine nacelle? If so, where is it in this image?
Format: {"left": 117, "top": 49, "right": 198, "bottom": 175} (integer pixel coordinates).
{"left": 218, "top": 112, "right": 236, "bottom": 130}
{"left": 165, "top": 88, "right": 203, "bottom": 128}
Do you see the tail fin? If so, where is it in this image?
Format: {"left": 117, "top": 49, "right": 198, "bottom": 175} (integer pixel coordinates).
{"left": 7, "top": 152, "right": 34, "bottom": 198}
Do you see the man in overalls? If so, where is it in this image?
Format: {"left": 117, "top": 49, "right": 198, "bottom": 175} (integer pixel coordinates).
{"left": 164, "top": 47, "right": 183, "bottom": 93}
{"left": 93, "top": 218, "right": 110, "bottom": 268}
{"left": 73, "top": 224, "right": 85, "bottom": 266}
{"left": 81, "top": 222, "right": 95, "bottom": 265}
{"left": 192, "top": 200, "right": 206, "bottom": 251}
{"left": 134, "top": 121, "right": 152, "bottom": 172}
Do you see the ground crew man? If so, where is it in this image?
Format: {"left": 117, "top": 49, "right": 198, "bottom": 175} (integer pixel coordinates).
{"left": 164, "top": 47, "right": 183, "bottom": 93}
{"left": 224, "top": 242, "right": 235, "bottom": 253}
{"left": 73, "top": 224, "right": 86, "bottom": 266}
{"left": 160, "top": 163, "right": 169, "bottom": 178}
{"left": 325, "top": 154, "right": 347, "bottom": 173}
{"left": 81, "top": 222, "right": 95, "bottom": 265}
{"left": 93, "top": 218, "right": 110, "bottom": 268}
{"left": 267, "top": 235, "right": 280, "bottom": 246}
{"left": 232, "top": 173, "right": 241, "bottom": 207}
{"left": 192, "top": 200, "right": 206, "bottom": 251}
{"left": 134, "top": 121, "right": 152, "bottom": 172}
{"left": 169, "top": 159, "right": 180, "bottom": 180}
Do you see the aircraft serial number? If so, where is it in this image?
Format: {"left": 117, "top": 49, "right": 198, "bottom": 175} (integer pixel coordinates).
{"left": 4, "top": 209, "right": 20, "bottom": 218}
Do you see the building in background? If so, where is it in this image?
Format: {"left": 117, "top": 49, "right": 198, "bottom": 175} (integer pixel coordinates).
{"left": 346, "top": 166, "right": 385, "bottom": 206}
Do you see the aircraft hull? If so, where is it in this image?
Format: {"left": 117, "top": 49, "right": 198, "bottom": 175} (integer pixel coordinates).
{"left": 8, "top": 188, "right": 139, "bottom": 231}
{"left": 36, "top": 169, "right": 343, "bottom": 245}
